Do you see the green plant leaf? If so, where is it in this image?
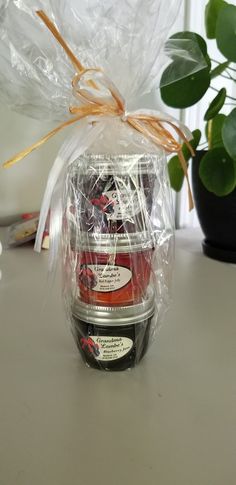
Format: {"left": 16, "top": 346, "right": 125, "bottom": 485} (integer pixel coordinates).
{"left": 168, "top": 156, "right": 185, "bottom": 191}
{"left": 222, "top": 108, "right": 236, "bottom": 160}
{"left": 182, "top": 129, "right": 202, "bottom": 159}
{"left": 204, "top": 88, "right": 226, "bottom": 121}
{"left": 199, "top": 147, "right": 236, "bottom": 195}
{"left": 216, "top": 5, "right": 236, "bottom": 61}
{"left": 210, "top": 61, "right": 229, "bottom": 79}
{"left": 206, "top": 113, "right": 226, "bottom": 148}
{"left": 205, "top": 0, "right": 227, "bottom": 39}
{"left": 204, "top": 54, "right": 212, "bottom": 71}
{"left": 170, "top": 31, "right": 208, "bottom": 57}
{"left": 160, "top": 32, "right": 211, "bottom": 108}
{"left": 161, "top": 69, "right": 210, "bottom": 108}
{"left": 165, "top": 32, "right": 211, "bottom": 69}
{"left": 168, "top": 129, "right": 202, "bottom": 191}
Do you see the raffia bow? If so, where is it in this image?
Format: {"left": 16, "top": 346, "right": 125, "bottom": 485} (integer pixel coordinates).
{"left": 3, "top": 10, "right": 194, "bottom": 210}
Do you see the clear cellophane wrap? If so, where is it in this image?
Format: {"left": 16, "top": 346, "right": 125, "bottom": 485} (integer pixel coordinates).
{"left": 0, "top": 0, "right": 206, "bottom": 370}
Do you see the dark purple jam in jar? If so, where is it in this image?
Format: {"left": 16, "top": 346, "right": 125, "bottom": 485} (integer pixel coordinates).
{"left": 69, "top": 154, "right": 157, "bottom": 234}
{"left": 71, "top": 290, "right": 155, "bottom": 371}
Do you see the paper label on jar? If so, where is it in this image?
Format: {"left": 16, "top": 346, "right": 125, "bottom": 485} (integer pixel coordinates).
{"left": 102, "top": 189, "right": 142, "bottom": 221}
{"left": 79, "top": 264, "right": 132, "bottom": 292}
{"left": 81, "top": 336, "right": 133, "bottom": 361}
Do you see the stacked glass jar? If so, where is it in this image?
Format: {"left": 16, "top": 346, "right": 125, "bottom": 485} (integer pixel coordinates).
{"left": 63, "top": 152, "right": 174, "bottom": 371}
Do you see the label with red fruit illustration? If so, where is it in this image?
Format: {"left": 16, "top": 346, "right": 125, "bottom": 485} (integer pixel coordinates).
{"left": 79, "top": 264, "right": 132, "bottom": 292}
{"left": 91, "top": 189, "right": 142, "bottom": 221}
{"left": 89, "top": 336, "right": 133, "bottom": 361}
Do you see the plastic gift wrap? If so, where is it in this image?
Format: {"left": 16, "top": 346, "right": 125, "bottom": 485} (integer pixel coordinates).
{"left": 0, "top": 0, "right": 206, "bottom": 371}
{"left": 62, "top": 123, "right": 175, "bottom": 371}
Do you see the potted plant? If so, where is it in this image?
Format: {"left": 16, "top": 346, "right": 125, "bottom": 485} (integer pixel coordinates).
{"left": 160, "top": 0, "right": 236, "bottom": 263}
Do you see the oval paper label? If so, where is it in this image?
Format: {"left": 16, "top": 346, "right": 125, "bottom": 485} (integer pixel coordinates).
{"left": 79, "top": 264, "right": 132, "bottom": 292}
{"left": 89, "top": 336, "right": 133, "bottom": 361}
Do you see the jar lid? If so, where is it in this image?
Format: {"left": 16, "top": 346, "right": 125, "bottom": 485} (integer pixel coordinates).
{"left": 72, "top": 232, "right": 154, "bottom": 253}
{"left": 72, "top": 288, "right": 155, "bottom": 327}
{"left": 70, "top": 153, "right": 160, "bottom": 175}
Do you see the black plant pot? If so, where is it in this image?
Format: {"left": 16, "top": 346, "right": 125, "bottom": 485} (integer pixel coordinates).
{"left": 192, "top": 150, "right": 236, "bottom": 263}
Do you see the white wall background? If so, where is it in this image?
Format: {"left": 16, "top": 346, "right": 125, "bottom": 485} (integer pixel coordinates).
{"left": 0, "top": 106, "right": 65, "bottom": 223}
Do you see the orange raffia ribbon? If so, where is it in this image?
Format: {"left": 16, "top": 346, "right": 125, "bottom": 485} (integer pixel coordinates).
{"left": 3, "top": 9, "right": 194, "bottom": 210}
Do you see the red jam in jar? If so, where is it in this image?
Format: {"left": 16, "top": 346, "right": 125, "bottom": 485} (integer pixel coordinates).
{"left": 71, "top": 290, "right": 155, "bottom": 371}
{"left": 74, "top": 233, "right": 153, "bottom": 307}
{"left": 69, "top": 154, "right": 158, "bottom": 234}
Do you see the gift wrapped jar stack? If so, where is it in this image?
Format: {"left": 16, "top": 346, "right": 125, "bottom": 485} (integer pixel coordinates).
{"left": 0, "top": 2, "right": 198, "bottom": 373}
{"left": 63, "top": 152, "right": 171, "bottom": 371}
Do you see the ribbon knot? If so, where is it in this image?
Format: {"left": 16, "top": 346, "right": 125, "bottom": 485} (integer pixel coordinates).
{"left": 121, "top": 113, "right": 128, "bottom": 122}
{"left": 3, "top": 9, "right": 194, "bottom": 212}
{"left": 70, "top": 67, "right": 126, "bottom": 119}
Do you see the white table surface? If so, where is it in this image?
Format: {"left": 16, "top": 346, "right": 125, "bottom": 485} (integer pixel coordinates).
{"left": 0, "top": 228, "right": 235, "bottom": 485}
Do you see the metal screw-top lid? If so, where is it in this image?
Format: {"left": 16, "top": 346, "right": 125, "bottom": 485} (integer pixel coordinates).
{"left": 69, "top": 153, "right": 160, "bottom": 176}
{"left": 72, "top": 288, "right": 155, "bottom": 327}
{"left": 72, "top": 231, "right": 154, "bottom": 253}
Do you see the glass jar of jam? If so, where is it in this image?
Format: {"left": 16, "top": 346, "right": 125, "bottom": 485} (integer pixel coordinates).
{"left": 71, "top": 289, "right": 155, "bottom": 371}
{"left": 72, "top": 233, "right": 154, "bottom": 307}
{"left": 68, "top": 154, "right": 159, "bottom": 234}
